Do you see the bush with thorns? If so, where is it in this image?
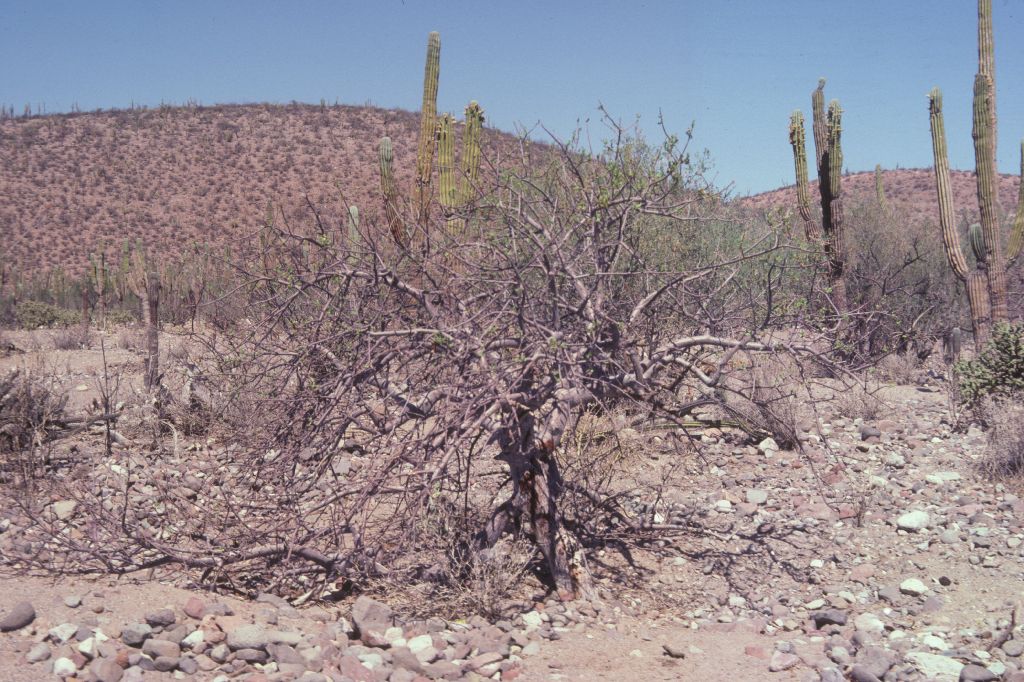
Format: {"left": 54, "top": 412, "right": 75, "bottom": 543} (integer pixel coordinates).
{"left": 19, "top": 124, "right": 830, "bottom": 603}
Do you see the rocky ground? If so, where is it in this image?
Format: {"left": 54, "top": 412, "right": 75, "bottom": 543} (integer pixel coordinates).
{"left": 1, "top": 334, "right": 1023, "bottom": 681}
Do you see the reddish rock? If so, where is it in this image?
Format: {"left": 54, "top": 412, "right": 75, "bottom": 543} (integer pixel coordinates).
{"left": 745, "top": 645, "right": 770, "bottom": 660}
{"left": 850, "top": 564, "right": 876, "bottom": 583}
{"left": 183, "top": 597, "right": 206, "bottom": 620}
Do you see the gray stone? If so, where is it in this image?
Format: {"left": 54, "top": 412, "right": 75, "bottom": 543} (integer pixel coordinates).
{"left": 52, "top": 500, "right": 77, "bottom": 521}
{"left": 812, "top": 609, "right": 848, "bottom": 628}
{"left": 142, "top": 638, "right": 180, "bottom": 659}
{"left": 226, "top": 624, "right": 269, "bottom": 651}
{"left": 905, "top": 651, "right": 964, "bottom": 681}
{"left": 854, "top": 613, "right": 885, "bottom": 634}
{"left": 1003, "top": 640, "right": 1024, "bottom": 657}
{"left": 121, "top": 623, "right": 153, "bottom": 647}
{"left": 860, "top": 426, "right": 881, "bottom": 440}
{"left": 0, "top": 600, "right": 35, "bottom": 631}
{"left": 854, "top": 646, "right": 895, "bottom": 678}
{"left": 152, "top": 655, "right": 179, "bottom": 672}
{"left": 63, "top": 595, "right": 82, "bottom": 609}
{"left": 26, "top": 642, "right": 51, "bottom": 663}
{"left": 351, "top": 596, "right": 394, "bottom": 641}
{"left": 145, "top": 608, "right": 176, "bottom": 628}
{"left": 178, "top": 656, "right": 199, "bottom": 675}
{"left": 769, "top": 651, "right": 800, "bottom": 672}
{"left": 662, "top": 643, "right": 687, "bottom": 658}
{"left": 234, "top": 647, "right": 268, "bottom": 663}
{"left": 959, "top": 664, "right": 998, "bottom": 681}
{"left": 897, "top": 510, "right": 931, "bottom": 532}
{"left": 849, "top": 666, "right": 882, "bottom": 682}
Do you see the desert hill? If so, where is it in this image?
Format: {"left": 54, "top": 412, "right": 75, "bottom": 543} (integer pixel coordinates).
{"left": 742, "top": 167, "right": 1021, "bottom": 226}
{"left": 0, "top": 102, "right": 519, "bottom": 275}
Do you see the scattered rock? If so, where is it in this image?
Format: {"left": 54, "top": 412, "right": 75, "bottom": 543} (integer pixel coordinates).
{"left": 0, "top": 600, "right": 35, "bottom": 631}
{"left": 897, "top": 510, "right": 931, "bottom": 532}
{"left": 899, "top": 578, "right": 928, "bottom": 596}
{"left": 905, "top": 651, "right": 964, "bottom": 681}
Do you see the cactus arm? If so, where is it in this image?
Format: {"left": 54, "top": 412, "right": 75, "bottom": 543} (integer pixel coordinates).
{"left": 1010, "top": 139, "right": 1024, "bottom": 264}
{"left": 811, "top": 79, "right": 828, "bottom": 177}
{"left": 788, "top": 111, "right": 821, "bottom": 241}
{"left": 929, "top": 89, "right": 971, "bottom": 282}
{"left": 823, "top": 100, "right": 847, "bottom": 311}
{"left": 414, "top": 31, "right": 441, "bottom": 233}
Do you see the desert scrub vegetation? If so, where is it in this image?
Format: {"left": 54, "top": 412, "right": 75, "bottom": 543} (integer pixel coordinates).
{"left": 955, "top": 322, "right": 1024, "bottom": 407}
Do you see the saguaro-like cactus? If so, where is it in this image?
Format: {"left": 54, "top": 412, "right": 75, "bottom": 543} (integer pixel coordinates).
{"left": 438, "top": 101, "right": 485, "bottom": 236}
{"left": 790, "top": 79, "right": 847, "bottom": 315}
{"left": 414, "top": 31, "right": 441, "bottom": 234}
{"left": 1010, "top": 139, "right": 1024, "bottom": 264}
{"left": 972, "top": 0, "right": 1008, "bottom": 323}
{"left": 379, "top": 137, "right": 405, "bottom": 245}
{"left": 929, "top": 89, "right": 992, "bottom": 348}
{"left": 874, "top": 164, "right": 888, "bottom": 210}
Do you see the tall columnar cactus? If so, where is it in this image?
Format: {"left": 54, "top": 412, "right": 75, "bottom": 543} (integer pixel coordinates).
{"left": 379, "top": 137, "right": 405, "bottom": 246}
{"left": 788, "top": 112, "right": 821, "bottom": 241}
{"left": 789, "top": 81, "right": 848, "bottom": 316}
{"left": 414, "top": 31, "right": 441, "bottom": 234}
{"left": 874, "top": 164, "right": 888, "bottom": 211}
{"left": 459, "top": 101, "right": 484, "bottom": 206}
{"left": 929, "top": 89, "right": 992, "bottom": 348}
{"left": 820, "top": 100, "right": 848, "bottom": 314}
{"left": 929, "top": 0, "right": 1015, "bottom": 347}
{"left": 437, "top": 102, "right": 486, "bottom": 236}
{"left": 1010, "top": 139, "right": 1024, "bottom": 264}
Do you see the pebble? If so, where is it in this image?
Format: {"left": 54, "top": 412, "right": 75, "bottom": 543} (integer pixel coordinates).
{"left": 899, "top": 578, "right": 928, "bottom": 596}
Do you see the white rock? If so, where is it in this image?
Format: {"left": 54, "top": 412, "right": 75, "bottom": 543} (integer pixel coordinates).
{"left": 52, "top": 657, "right": 77, "bottom": 677}
{"left": 925, "top": 472, "right": 961, "bottom": 485}
{"left": 758, "top": 437, "right": 779, "bottom": 454}
{"left": 920, "top": 633, "right": 947, "bottom": 650}
{"left": 407, "top": 634, "right": 433, "bottom": 655}
{"left": 905, "top": 651, "right": 964, "bottom": 681}
{"left": 48, "top": 623, "right": 78, "bottom": 644}
{"left": 854, "top": 613, "right": 885, "bottom": 634}
{"left": 521, "top": 611, "right": 543, "bottom": 628}
{"left": 900, "top": 578, "right": 928, "bottom": 596}
{"left": 896, "top": 510, "right": 931, "bottom": 532}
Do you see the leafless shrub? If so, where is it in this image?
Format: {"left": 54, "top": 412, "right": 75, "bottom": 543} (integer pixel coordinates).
{"left": 977, "top": 397, "right": 1024, "bottom": 479}
{"left": 51, "top": 325, "right": 93, "bottom": 351}
{"left": 14, "top": 118, "right": 835, "bottom": 602}
{"left": 876, "top": 352, "right": 920, "bottom": 385}
{"left": 0, "top": 369, "right": 69, "bottom": 486}
{"left": 834, "top": 382, "right": 883, "bottom": 421}
{"left": 117, "top": 327, "right": 146, "bottom": 352}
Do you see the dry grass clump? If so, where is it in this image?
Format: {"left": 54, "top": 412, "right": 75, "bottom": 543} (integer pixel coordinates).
{"left": 977, "top": 397, "right": 1024, "bottom": 479}
{"left": 0, "top": 369, "right": 68, "bottom": 485}
{"left": 834, "top": 382, "right": 883, "bottom": 422}
{"left": 876, "top": 353, "right": 920, "bottom": 385}
{"left": 51, "top": 326, "right": 93, "bottom": 351}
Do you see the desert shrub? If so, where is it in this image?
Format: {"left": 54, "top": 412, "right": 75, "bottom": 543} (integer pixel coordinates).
{"left": 876, "top": 352, "right": 921, "bottom": 385}
{"left": 0, "top": 369, "right": 69, "bottom": 485}
{"left": 834, "top": 382, "right": 883, "bottom": 421}
{"left": 14, "top": 301, "right": 81, "bottom": 329}
{"left": 105, "top": 309, "right": 138, "bottom": 326}
{"left": 955, "top": 323, "right": 1024, "bottom": 407}
{"left": 51, "top": 325, "right": 93, "bottom": 350}
{"left": 976, "top": 397, "right": 1024, "bottom": 479}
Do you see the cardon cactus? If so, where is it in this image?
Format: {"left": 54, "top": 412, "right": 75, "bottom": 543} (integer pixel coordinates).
{"left": 379, "top": 137, "right": 405, "bottom": 246}
{"left": 969, "top": 223, "right": 985, "bottom": 262}
{"left": 437, "top": 102, "right": 485, "bottom": 236}
{"left": 929, "top": 88, "right": 992, "bottom": 347}
{"left": 928, "top": 0, "right": 1010, "bottom": 348}
{"left": 875, "top": 164, "right": 888, "bottom": 210}
{"left": 414, "top": 32, "right": 441, "bottom": 233}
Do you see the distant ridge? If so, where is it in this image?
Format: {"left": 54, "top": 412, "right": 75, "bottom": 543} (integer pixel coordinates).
{"left": 741, "top": 168, "right": 1021, "bottom": 226}
{"left": 0, "top": 102, "right": 521, "bottom": 274}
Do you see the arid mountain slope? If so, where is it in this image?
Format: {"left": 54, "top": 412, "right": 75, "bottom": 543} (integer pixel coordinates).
{"left": 743, "top": 167, "right": 1021, "bottom": 225}
{"left": 0, "top": 103, "right": 519, "bottom": 274}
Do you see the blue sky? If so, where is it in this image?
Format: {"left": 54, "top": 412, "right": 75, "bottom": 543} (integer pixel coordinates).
{"left": 2, "top": 0, "right": 1022, "bottom": 196}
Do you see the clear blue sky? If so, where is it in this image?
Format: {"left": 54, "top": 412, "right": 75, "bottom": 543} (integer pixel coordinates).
{"left": 2, "top": 0, "right": 1022, "bottom": 196}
